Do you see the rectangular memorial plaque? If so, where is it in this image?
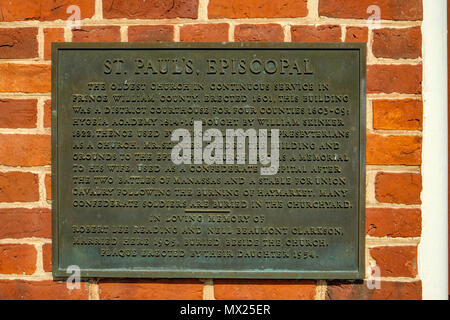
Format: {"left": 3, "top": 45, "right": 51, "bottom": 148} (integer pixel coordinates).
{"left": 52, "top": 42, "right": 366, "bottom": 279}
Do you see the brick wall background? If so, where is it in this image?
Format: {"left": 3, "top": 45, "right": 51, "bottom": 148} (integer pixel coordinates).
{"left": 0, "top": 0, "right": 423, "bottom": 300}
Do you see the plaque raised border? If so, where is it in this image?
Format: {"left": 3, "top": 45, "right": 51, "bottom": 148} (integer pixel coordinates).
{"left": 52, "top": 42, "right": 366, "bottom": 280}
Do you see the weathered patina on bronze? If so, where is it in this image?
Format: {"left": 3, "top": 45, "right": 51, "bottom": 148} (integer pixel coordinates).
{"left": 52, "top": 42, "right": 366, "bottom": 279}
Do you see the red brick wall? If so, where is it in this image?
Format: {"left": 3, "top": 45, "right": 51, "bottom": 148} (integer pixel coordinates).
{"left": 0, "top": 0, "right": 423, "bottom": 300}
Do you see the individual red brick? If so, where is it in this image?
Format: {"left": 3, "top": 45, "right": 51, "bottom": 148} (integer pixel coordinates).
{"left": 0, "top": 28, "right": 38, "bottom": 59}
{"left": 42, "top": 243, "right": 52, "bottom": 272}
{"left": 346, "top": 26, "right": 368, "bottom": 42}
{"left": 373, "top": 27, "right": 422, "bottom": 59}
{"left": 44, "top": 100, "right": 51, "bottom": 128}
{"left": 0, "top": 134, "right": 51, "bottom": 166}
{"left": 373, "top": 99, "right": 423, "bottom": 130}
{"left": 0, "top": 208, "right": 51, "bottom": 239}
{"left": 367, "top": 65, "right": 422, "bottom": 94}
{"left": 208, "top": 0, "right": 308, "bottom": 18}
{"left": 0, "top": 280, "right": 89, "bottom": 300}
{"left": 319, "top": 0, "right": 423, "bottom": 21}
{"left": 128, "top": 26, "right": 174, "bottom": 42}
{"left": 0, "top": 64, "right": 51, "bottom": 93}
{"left": 326, "top": 280, "right": 422, "bottom": 300}
{"left": 43, "top": 28, "right": 64, "bottom": 60}
{"left": 235, "top": 24, "right": 284, "bottom": 42}
{"left": 366, "top": 208, "right": 421, "bottom": 237}
{"left": 0, "top": 244, "right": 36, "bottom": 275}
{"left": 0, "top": 172, "right": 39, "bottom": 202}
{"left": 0, "top": 99, "right": 37, "bottom": 128}
{"left": 45, "top": 174, "right": 51, "bottom": 200}
{"left": 0, "top": 0, "right": 95, "bottom": 22}
{"left": 103, "top": 0, "right": 198, "bottom": 19}
{"left": 366, "top": 134, "right": 422, "bottom": 165}
{"left": 370, "top": 246, "right": 418, "bottom": 277}
{"left": 98, "top": 280, "right": 203, "bottom": 300}
{"left": 180, "top": 24, "right": 229, "bottom": 42}
{"left": 375, "top": 172, "right": 422, "bottom": 204}
{"left": 214, "top": 280, "right": 316, "bottom": 300}
{"left": 291, "top": 25, "right": 341, "bottom": 42}
{"left": 72, "top": 26, "right": 121, "bottom": 42}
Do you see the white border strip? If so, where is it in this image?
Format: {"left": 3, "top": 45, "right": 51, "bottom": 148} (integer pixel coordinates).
{"left": 420, "top": 0, "right": 448, "bottom": 300}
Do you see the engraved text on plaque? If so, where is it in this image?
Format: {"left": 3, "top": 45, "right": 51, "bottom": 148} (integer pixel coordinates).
{"left": 52, "top": 43, "right": 366, "bottom": 279}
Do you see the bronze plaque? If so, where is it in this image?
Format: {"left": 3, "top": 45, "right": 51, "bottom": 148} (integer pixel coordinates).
{"left": 52, "top": 43, "right": 366, "bottom": 279}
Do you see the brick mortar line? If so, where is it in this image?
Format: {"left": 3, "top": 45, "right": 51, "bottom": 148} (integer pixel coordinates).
{"left": 0, "top": 93, "right": 51, "bottom": 98}
{"left": 0, "top": 165, "right": 51, "bottom": 172}
{"left": 34, "top": 243, "right": 45, "bottom": 274}
{"left": 64, "top": 26, "right": 72, "bottom": 42}
{"left": 367, "top": 99, "right": 374, "bottom": 130}
{"left": 366, "top": 237, "right": 421, "bottom": 246}
{"left": 88, "top": 279, "right": 100, "bottom": 300}
{"left": 120, "top": 25, "right": 128, "bottom": 42}
{"left": 0, "top": 166, "right": 51, "bottom": 173}
{"left": 38, "top": 172, "right": 47, "bottom": 205}
{"left": 228, "top": 21, "right": 236, "bottom": 42}
{"left": 0, "top": 203, "right": 51, "bottom": 209}
{"left": 315, "top": 279, "right": 326, "bottom": 300}
{"left": 367, "top": 93, "right": 422, "bottom": 99}
{"left": 0, "top": 238, "right": 51, "bottom": 245}
{"left": 198, "top": 0, "right": 209, "bottom": 22}
{"left": 369, "top": 58, "right": 422, "bottom": 65}
{"left": 37, "top": 27, "right": 44, "bottom": 60}
{"left": 174, "top": 25, "right": 180, "bottom": 42}
{"left": 367, "top": 96, "right": 422, "bottom": 102}
{"left": 0, "top": 60, "right": 51, "bottom": 65}
{"left": 367, "top": 129, "right": 423, "bottom": 136}
{"left": 366, "top": 165, "right": 421, "bottom": 172}
{"left": 366, "top": 205, "right": 420, "bottom": 211}
{"left": 0, "top": 128, "right": 51, "bottom": 135}
{"left": 36, "top": 97, "right": 46, "bottom": 132}
{"left": 283, "top": 25, "right": 291, "bottom": 42}
{"left": 201, "top": 279, "right": 215, "bottom": 300}
{"left": 367, "top": 24, "right": 377, "bottom": 63}
{"left": 307, "top": 0, "right": 319, "bottom": 20}
{"left": 0, "top": 95, "right": 52, "bottom": 100}
{"left": 0, "top": 209, "right": 51, "bottom": 216}
{"left": 309, "top": 18, "right": 422, "bottom": 26}
{"left": 0, "top": 18, "right": 423, "bottom": 28}
{"left": 0, "top": 274, "right": 53, "bottom": 281}
{"left": 365, "top": 203, "right": 421, "bottom": 209}
{"left": 94, "top": 0, "right": 103, "bottom": 21}
{"left": 365, "top": 246, "right": 372, "bottom": 278}
{"left": 377, "top": 277, "right": 421, "bottom": 282}
{"left": 340, "top": 24, "right": 347, "bottom": 42}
